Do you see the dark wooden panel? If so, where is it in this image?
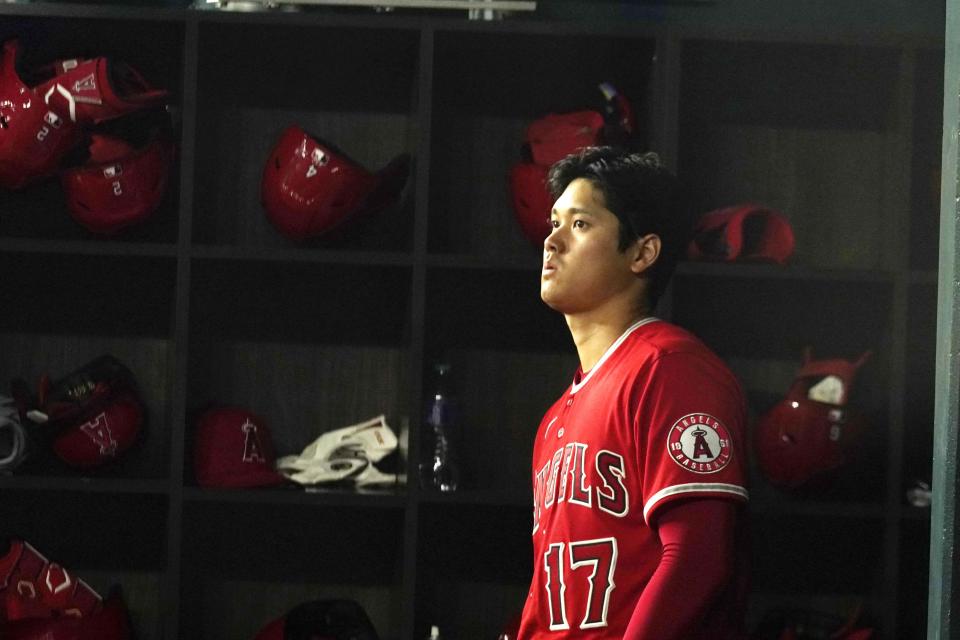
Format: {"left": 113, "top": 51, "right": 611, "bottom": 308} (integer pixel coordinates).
{"left": 679, "top": 41, "right": 903, "bottom": 271}
{"left": 897, "top": 517, "right": 931, "bottom": 640}
{"left": 0, "top": 253, "right": 176, "bottom": 337}
{"left": 910, "top": 48, "right": 945, "bottom": 271}
{"left": 748, "top": 514, "right": 884, "bottom": 595}
{"left": 424, "top": 266, "right": 569, "bottom": 353}
{"left": 179, "top": 502, "right": 404, "bottom": 639}
{"left": 197, "top": 23, "right": 419, "bottom": 113}
{"left": 416, "top": 504, "right": 531, "bottom": 639}
{"left": 189, "top": 260, "right": 411, "bottom": 344}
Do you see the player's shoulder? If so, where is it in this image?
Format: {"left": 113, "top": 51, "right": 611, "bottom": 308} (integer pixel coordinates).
{"left": 626, "top": 319, "right": 737, "bottom": 380}
{"left": 627, "top": 319, "right": 713, "bottom": 358}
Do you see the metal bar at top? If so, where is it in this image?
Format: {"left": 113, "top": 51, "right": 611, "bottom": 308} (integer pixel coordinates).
{"left": 204, "top": 0, "right": 536, "bottom": 10}
{"left": 928, "top": 0, "right": 960, "bottom": 637}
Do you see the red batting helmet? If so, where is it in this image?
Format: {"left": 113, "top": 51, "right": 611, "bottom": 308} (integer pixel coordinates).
{"left": 28, "top": 355, "right": 144, "bottom": 470}
{"left": 0, "top": 39, "right": 81, "bottom": 190}
{"left": 60, "top": 133, "right": 174, "bottom": 234}
{"left": 510, "top": 82, "right": 638, "bottom": 247}
{"left": 260, "top": 125, "right": 410, "bottom": 241}
{"left": 524, "top": 110, "right": 605, "bottom": 167}
{"left": 754, "top": 348, "right": 872, "bottom": 489}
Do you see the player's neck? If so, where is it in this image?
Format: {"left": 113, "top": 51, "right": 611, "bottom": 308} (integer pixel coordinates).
{"left": 565, "top": 303, "right": 649, "bottom": 373}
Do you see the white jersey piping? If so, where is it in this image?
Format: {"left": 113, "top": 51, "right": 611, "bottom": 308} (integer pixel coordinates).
{"left": 643, "top": 482, "right": 750, "bottom": 524}
{"left": 569, "top": 316, "right": 661, "bottom": 395}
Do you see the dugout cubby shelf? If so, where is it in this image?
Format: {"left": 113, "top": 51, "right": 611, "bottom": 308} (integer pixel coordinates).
{"left": 0, "top": 251, "right": 176, "bottom": 481}
{"left": 0, "top": 4, "right": 943, "bottom": 639}
{"left": 191, "top": 19, "right": 419, "bottom": 251}
{"left": 0, "top": 13, "right": 184, "bottom": 244}
{"left": 415, "top": 503, "right": 532, "bottom": 638}
{"left": 0, "top": 489, "right": 168, "bottom": 640}
{"left": 178, "top": 500, "right": 406, "bottom": 640}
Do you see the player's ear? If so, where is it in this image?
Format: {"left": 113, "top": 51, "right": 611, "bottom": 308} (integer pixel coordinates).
{"left": 630, "top": 233, "right": 661, "bottom": 275}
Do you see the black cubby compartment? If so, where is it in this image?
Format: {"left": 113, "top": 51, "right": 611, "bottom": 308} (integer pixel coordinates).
{"left": 179, "top": 500, "right": 405, "bottom": 640}
{"left": 0, "top": 490, "right": 168, "bottom": 640}
{"left": 745, "top": 514, "right": 884, "bottom": 632}
{"left": 423, "top": 267, "right": 576, "bottom": 491}
{"left": 679, "top": 40, "right": 902, "bottom": 271}
{"left": 0, "top": 253, "right": 175, "bottom": 478}
{"left": 185, "top": 259, "right": 412, "bottom": 486}
{"left": 672, "top": 273, "right": 892, "bottom": 503}
{"left": 416, "top": 503, "right": 531, "bottom": 639}
{"left": 910, "top": 47, "right": 945, "bottom": 272}
{"left": 428, "top": 29, "right": 657, "bottom": 258}
{"left": 0, "top": 16, "right": 184, "bottom": 243}
{"left": 192, "top": 21, "right": 420, "bottom": 250}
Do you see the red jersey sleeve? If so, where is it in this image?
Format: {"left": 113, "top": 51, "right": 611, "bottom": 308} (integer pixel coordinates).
{"left": 635, "top": 350, "right": 749, "bottom": 525}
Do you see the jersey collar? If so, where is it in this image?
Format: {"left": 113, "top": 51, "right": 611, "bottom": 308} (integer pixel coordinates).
{"left": 570, "top": 316, "right": 660, "bottom": 394}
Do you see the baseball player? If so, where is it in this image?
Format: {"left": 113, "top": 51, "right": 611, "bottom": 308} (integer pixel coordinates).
{"left": 517, "top": 146, "right": 749, "bottom": 639}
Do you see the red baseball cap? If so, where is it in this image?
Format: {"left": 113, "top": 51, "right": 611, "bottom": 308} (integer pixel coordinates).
{"left": 687, "top": 203, "right": 795, "bottom": 265}
{"left": 193, "top": 407, "right": 286, "bottom": 489}
{"left": 51, "top": 391, "right": 144, "bottom": 469}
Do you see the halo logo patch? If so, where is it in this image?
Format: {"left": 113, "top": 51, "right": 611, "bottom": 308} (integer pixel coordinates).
{"left": 667, "top": 413, "right": 733, "bottom": 474}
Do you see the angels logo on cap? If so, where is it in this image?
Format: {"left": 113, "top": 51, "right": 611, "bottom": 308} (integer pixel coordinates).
{"left": 667, "top": 413, "right": 733, "bottom": 474}
{"left": 193, "top": 407, "right": 286, "bottom": 489}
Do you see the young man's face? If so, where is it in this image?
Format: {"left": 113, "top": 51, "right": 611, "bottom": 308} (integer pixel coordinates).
{"left": 541, "top": 177, "right": 642, "bottom": 315}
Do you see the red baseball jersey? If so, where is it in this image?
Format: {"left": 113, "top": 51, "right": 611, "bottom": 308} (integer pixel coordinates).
{"left": 517, "top": 317, "right": 749, "bottom": 639}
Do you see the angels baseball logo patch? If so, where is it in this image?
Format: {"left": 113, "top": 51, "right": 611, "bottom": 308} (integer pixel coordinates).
{"left": 667, "top": 413, "right": 733, "bottom": 474}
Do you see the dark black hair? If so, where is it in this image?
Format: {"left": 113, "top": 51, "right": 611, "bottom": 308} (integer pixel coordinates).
{"left": 547, "top": 146, "right": 692, "bottom": 311}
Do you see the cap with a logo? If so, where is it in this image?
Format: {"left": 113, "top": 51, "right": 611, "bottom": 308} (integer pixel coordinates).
{"left": 193, "top": 407, "right": 286, "bottom": 488}
{"left": 51, "top": 392, "right": 143, "bottom": 469}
